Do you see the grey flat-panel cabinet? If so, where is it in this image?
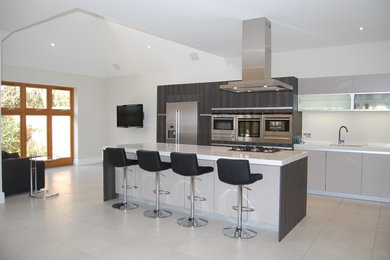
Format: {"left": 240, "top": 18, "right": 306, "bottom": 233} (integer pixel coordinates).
{"left": 299, "top": 76, "right": 353, "bottom": 94}
{"left": 307, "top": 151, "right": 326, "bottom": 191}
{"left": 326, "top": 151, "right": 362, "bottom": 194}
{"left": 362, "top": 154, "right": 390, "bottom": 198}
{"left": 353, "top": 74, "right": 390, "bottom": 93}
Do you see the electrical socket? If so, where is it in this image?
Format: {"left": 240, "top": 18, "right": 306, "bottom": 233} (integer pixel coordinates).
{"left": 303, "top": 133, "right": 311, "bottom": 138}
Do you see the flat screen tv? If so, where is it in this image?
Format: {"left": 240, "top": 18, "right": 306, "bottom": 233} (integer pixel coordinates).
{"left": 117, "top": 104, "right": 143, "bottom": 128}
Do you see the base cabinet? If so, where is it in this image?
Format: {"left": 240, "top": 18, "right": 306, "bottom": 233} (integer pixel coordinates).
{"left": 307, "top": 151, "right": 326, "bottom": 190}
{"left": 362, "top": 154, "right": 390, "bottom": 198}
{"left": 326, "top": 152, "right": 362, "bottom": 194}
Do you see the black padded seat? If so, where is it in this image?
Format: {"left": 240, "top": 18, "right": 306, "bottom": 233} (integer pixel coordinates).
{"left": 136, "top": 150, "right": 172, "bottom": 218}
{"left": 136, "top": 150, "right": 171, "bottom": 172}
{"left": 217, "top": 159, "right": 262, "bottom": 185}
{"left": 170, "top": 152, "right": 214, "bottom": 227}
{"left": 105, "top": 148, "right": 139, "bottom": 211}
{"left": 217, "top": 158, "right": 263, "bottom": 239}
{"left": 170, "top": 152, "right": 214, "bottom": 176}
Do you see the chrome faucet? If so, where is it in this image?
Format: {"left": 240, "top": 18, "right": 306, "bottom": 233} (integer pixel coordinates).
{"left": 338, "top": 126, "right": 348, "bottom": 144}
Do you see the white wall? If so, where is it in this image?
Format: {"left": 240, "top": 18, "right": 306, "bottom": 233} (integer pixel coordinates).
{"left": 302, "top": 111, "right": 390, "bottom": 144}
{"left": 104, "top": 65, "right": 240, "bottom": 145}
{"left": 2, "top": 66, "right": 107, "bottom": 164}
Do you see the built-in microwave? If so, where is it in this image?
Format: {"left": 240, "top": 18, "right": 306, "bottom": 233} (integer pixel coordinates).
{"left": 236, "top": 115, "right": 262, "bottom": 143}
{"left": 211, "top": 114, "right": 236, "bottom": 142}
{"left": 262, "top": 114, "right": 292, "bottom": 144}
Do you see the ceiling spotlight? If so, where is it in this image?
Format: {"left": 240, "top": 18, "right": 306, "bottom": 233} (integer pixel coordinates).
{"left": 50, "top": 42, "right": 55, "bottom": 47}
{"left": 359, "top": 27, "right": 364, "bottom": 31}
{"left": 147, "top": 45, "right": 151, "bottom": 49}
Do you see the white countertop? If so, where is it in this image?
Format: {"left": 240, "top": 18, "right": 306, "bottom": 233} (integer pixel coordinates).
{"left": 295, "top": 142, "right": 390, "bottom": 155}
{"left": 116, "top": 143, "right": 307, "bottom": 166}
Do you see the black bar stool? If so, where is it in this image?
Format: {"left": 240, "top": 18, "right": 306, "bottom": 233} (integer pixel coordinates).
{"left": 106, "top": 148, "right": 139, "bottom": 211}
{"left": 170, "top": 152, "right": 214, "bottom": 228}
{"left": 217, "top": 158, "right": 263, "bottom": 239}
{"left": 136, "top": 150, "right": 172, "bottom": 218}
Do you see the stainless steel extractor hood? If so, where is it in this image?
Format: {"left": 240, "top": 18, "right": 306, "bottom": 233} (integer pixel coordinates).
{"left": 220, "top": 17, "right": 293, "bottom": 93}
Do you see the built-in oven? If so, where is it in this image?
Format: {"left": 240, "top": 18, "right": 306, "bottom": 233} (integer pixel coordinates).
{"left": 211, "top": 114, "right": 236, "bottom": 142}
{"left": 262, "top": 114, "right": 292, "bottom": 144}
{"left": 236, "top": 115, "right": 262, "bottom": 143}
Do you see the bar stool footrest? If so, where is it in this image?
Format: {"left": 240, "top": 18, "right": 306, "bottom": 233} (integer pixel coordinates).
{"left": 186, "top": 195, "right": 206, "bottom": 202}
{"left": 153, "top": 189, "right": 170, "bottom": 195}
{"left": 122, "top": 185, "right": 138, "bottom": 189}
{"left": 232, "top": 206, "right": 255, "bottom": 212}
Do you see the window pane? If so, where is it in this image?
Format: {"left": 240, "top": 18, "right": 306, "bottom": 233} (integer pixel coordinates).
{"left": 26, "top": 87, "right": 47, "bottom": 109}
{"left": 26, "top": 116, "right": 47, "bottom": 157}
{"left": 1, "top": 85, "right": 20, "bottom": 108}
{"left": 52, "top": 116, "right": 71, "bottom": 158}
{"left": 52, "top": 89, "right": 70, "bottom": 110}
{"left": 1, "top": 115, "right": 21, "bottom": 154}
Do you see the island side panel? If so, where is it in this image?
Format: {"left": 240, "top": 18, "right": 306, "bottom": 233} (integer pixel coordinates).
{"left": 103, "top": 149, "right": 117, "bottom": 201}
{"left": 278, "top": 157, "right": 308, "bottom": 241}
{"left": 247, "top": 164, "right": 281, "bottom": 227}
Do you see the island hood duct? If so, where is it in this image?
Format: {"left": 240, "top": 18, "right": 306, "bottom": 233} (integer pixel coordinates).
{"left": 220, "top": 17, "right": 293, "bottom": 93}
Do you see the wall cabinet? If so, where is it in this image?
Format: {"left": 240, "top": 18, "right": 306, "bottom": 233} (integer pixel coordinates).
{"left": 326, "top": 152, "right": 362, "bottom": 194}
{"left": 299, "top": 76, "right": 353, "bottom": 94}
{"left": 361, "top": 154, "right": 390, "bottom": 198}
{"left": 306, "top": 150, "right": 326, "bottom": 190}
{"left": 353, "top": 73, "right": 390, "bottom": 93}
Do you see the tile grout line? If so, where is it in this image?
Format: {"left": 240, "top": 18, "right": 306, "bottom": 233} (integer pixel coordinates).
{"left": 300, "top": 198, "right": 344, "bottom": 260}
{"left": 370, "top": 203, "right": 382, "bottom": 260}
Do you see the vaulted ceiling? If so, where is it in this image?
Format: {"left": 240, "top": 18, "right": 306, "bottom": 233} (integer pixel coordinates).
{"left": 1, "top": 0, "right": 389, "bottom": 78}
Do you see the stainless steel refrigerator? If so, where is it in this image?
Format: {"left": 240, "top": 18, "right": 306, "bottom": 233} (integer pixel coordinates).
{"left": 166, "top": 102, "right": 198, "bottom": 145}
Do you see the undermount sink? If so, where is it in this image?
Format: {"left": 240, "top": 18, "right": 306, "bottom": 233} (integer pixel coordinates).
{"left": 329, "top": 143, "right": 364, "bottom": 148}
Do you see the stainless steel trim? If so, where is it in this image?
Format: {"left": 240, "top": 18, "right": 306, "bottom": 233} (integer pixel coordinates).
{"left": 211, "top": 107, "right": 293, "bottom": 111}
{"left": 263, "top": 136, "right": 290, "bottom": 140}
{"left": 261, "top": 114, "right": 292, "bottom": 144}
{"left": 211, "top": 114, "right": 236, "bottom": 142}
{"left": 219, "top": 17, "right": 293, "bottom": 93}
{"left": 236, "top": 114, "right": 262, "bottom": 143}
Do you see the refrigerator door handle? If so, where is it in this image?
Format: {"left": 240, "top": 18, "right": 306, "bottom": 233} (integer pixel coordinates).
{"left": 176, "top": 110, "right": 180, "bottom": 144}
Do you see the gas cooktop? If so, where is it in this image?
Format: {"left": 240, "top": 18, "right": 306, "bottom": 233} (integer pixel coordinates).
{"left": 229, "top": 145, "right": 280, "bottom": 153}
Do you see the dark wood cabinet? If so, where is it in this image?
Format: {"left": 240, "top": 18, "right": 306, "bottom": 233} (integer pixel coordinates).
{"left": 156, "top": 77, "right": 299, "bottom": 145}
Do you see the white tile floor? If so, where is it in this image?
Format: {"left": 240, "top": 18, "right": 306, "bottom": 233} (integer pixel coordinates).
{"left": 0, "top": 164, "right": 389, "bottom": 260}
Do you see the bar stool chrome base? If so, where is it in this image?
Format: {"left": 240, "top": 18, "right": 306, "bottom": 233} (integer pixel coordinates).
{"left": 177, "top": 216, "right": 208, "bottom": 228}
{"left": 144, "top": 209, "right": 172, "bottom": 218}
{"left": 223, "top": 226, "right": 257, "bottom": 239}
{"left": 112, "top": 202, "right": 139, "bottom": 210}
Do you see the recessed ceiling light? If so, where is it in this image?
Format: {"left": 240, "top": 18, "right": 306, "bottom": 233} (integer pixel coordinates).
{"left": 147, "top": 45, "right": 151, "bottom": 49}
{"left": 359, "top": 27, "right": 364, "bottom": 31}
{"left": 189, "top": 53, "right": 199, "bottom": 61}
{"left": 112, "top": 63, "right": 121, "bottom": 70}
{"left": 50, "top": 42, "right": 55, "bottom": 47}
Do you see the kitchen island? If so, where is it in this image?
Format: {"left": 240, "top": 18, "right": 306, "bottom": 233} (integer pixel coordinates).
{"left": 103, "top": 143, "right": 308, "bottom": 241}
